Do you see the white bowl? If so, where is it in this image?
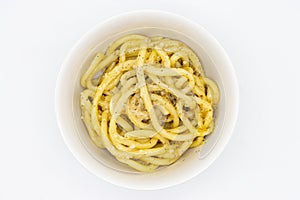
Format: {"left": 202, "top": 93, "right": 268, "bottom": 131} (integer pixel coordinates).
{"left": 55, "top": 10, "right": 239, "bottom": 190}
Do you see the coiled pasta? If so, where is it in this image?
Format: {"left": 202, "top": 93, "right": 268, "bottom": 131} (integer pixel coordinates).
{"left": 80, "top": 34, "right": 220, "bottom": 172}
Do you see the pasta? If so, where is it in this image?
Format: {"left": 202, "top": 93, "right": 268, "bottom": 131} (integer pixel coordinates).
{"left": 80, "top": 34, "right": 220, "bottom": 172}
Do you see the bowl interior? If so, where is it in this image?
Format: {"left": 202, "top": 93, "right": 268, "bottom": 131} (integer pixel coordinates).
{"left": 57, "top": 11, "right": 238, "bottom": 189}
{"left": 73, "top": 27, "right": 225, "bottom": 173}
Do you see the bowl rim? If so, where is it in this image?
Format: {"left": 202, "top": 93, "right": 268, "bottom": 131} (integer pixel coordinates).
{"left": 55, "top": 9, "right": 239, "bottom": 190}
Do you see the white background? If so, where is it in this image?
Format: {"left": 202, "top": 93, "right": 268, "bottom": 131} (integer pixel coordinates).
{"left": 1, "top": 0, "right": 300, "bottom": 199}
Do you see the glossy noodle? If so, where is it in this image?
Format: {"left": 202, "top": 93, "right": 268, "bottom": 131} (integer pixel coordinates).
{"left": 80, "top": 34, "right": 220, "bottom": 172}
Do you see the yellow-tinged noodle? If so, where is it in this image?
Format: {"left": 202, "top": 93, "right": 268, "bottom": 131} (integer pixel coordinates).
{"left": 80, "top": 34, "right": 220, "bottom": 172}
